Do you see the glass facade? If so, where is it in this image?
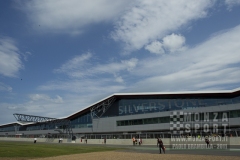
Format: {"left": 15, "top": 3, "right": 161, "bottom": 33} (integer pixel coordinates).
{"left": 118, "top": 96, "right": 240, "bottom": 116}
{"left": 71, "top": 112, "right": 92, "bottom": 128}
{"left": 117, "top": 109, "right": 240, "bottom": 126}
{"left": 0, "top": 126, "right": 15, "bottom": 132}
{"left": 25, "top": 123, "right": 55, "bottom": 131}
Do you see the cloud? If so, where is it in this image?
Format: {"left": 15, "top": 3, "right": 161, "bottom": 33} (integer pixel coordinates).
{"left": 54, "top": 52, "right": 92, "bottom": 76}
{"left": 54, "top": 51, "right": 138, "bottom": 79}
{"left": 40, "top": 25, "right": 240, "bottom": 94}
{"left": 69, "top": 57, "right": 138, "bottom": 78}
{"left": 114, "top": 74, "right": 124, "bottom": 83}
{"left": 162, "top": 34, "right": 186, "bottom": 53}
{"left": 19, "top": 0, "right": 131, "bottom": 34}
{"left": 21, "top": 51, "right": 32, "bottom": 61}
{"left": 38, "top": 54, "right": 138, "bottom": 95}
{"left": 29, "top": 94, "right": 63, "bottom": 103}
{"left": 127, "top": 25, "right": 240, "bottom": 92}
{"left": 0, "top": 82, "right": 12, "bottom": 92}
{"left": 225, "top": 0, "right": 240, "bottom": 11}
{"left": 111, "top": 0, "right": 215, "bottom": 53}
{"left": 145, "top": 41, "right": 165, "bottom": 54}
{"left": 0, "top": 37, "right": 23, "bottom": 77}
{"left": 145, "top": 34, "right": 186, "bottom": 54}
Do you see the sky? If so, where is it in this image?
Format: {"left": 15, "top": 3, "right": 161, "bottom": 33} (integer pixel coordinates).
{"left": 0, "top": 0, "right": 240, "bottom": 124}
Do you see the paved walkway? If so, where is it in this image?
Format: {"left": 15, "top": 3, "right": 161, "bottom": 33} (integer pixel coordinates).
{"left": 120, "top": 145, "right": 240, "bottom": 156}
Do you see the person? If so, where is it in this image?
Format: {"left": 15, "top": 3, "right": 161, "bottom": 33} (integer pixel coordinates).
{"left": 205, "top": 137, "right": 210, "bottom": 148}
{"left": 157, "top": 138, "right": 165, "bottom": 154}
{"left": 34, "top": 137, "right": 37, "bottom": 143}
{"left": 85, "top": 137, "right": 87, "bottom": 144}
{"left": 132, "top": 137, "right": 135, "bottom": 146}
{"left": 59, "top": 138, "right": 62, "bottom": 143}
{"left": 104, "top": 138, "right": 106, "bottom": 144}
{"left": 138, "top": 138, "right": 141, "bottom": 145}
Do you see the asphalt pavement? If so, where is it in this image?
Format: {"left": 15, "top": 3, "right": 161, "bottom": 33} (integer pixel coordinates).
{"left": 120, "top": 145, "right": 240, "bottom": 156}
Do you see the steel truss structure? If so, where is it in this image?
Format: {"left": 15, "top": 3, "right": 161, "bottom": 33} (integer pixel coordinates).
{"left": 13, "top": 114, "right": 56, "bottom": 123}
{"left": 13, "top": 113, "right": 73, "bottom": 136}
{"left": 90, "top": 96, "right": 116, "bottom": 119}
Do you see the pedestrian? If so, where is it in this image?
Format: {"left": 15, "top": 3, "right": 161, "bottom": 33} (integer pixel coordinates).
{"left": 34, "top": 137, "right": 37, "bottom": 143}
{"left": 59, "top": 138, "right": 62, "bottom": 143}
{"left": 157, "top": 138, "right": 165, "bottom": 154}
{"left": 205, "top": 137, "right": 210, "bottom": 148}
{"left": 85, "top": 137, "right": 87, "bottom": 144}
{"left": 138, "top": 137, "right": 141, "bottom": 145}
{"left": 104, "top": 138, "right": 106, "bottom": 144}
{"left": 132, "top": 137, "right": 135, "bottom": 146}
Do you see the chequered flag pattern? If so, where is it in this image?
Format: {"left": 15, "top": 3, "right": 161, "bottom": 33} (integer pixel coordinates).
{"left": 170, "top": 111, "right": 184, "bottom": 134}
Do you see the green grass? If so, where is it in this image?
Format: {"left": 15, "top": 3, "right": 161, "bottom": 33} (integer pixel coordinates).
{"left": 0, "top": 141, "right": 119, "bottom": 158}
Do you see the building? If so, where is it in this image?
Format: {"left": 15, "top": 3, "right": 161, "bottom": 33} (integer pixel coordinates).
{"left": 1, "top": 88, "right": 240, "bottom": 139}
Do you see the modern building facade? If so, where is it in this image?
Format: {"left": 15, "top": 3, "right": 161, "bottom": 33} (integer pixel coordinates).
{"left": 1, "top": 88, "right": 240, "bottom": 139}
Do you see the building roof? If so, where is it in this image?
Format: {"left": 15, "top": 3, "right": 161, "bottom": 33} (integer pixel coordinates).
{"left": 65, "top": 87, "right": 240, "bottom": 120}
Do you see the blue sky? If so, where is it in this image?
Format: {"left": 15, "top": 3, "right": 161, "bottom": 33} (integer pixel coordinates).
{"left": 0, "top": 0, "right": 240, "bottom": 124}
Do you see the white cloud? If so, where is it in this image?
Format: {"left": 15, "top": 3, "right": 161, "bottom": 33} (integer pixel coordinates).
{"left": 145, "top": 41, "right": 165, "bottom": 54}
{"left": 127, "top": 25, "right": 240, "bottom": 92}
{"left": 29, "top": 94, "right": 63, "bottom": 103}
{"left": 21, "top": 51, "right": 32, "bottom": 61}
{"left": 54, "top": 51, "right": 138, "bottom": 79}
{"left": 0, "top": 37, "right": 23, "bottom": 77}
{"left": 41, "top": 26, "right": 240, "bottom": 94}
{"left": 38, "top": 78, "right": 126, "bottom": 95}
{"left": 20, "top": 0, "right": 131, "bottom": 34}
{"left": 145, "top": 34, "right": 186, "bottom": 54}
{"left": 162, "top": 33, "right": 186, "bottom": 53}
{"left": 54, "top": 52, "right": 92, "bottom": 76}
{"left": 38, "top": 56, "right": 138, "bottom": 96}
{"left": 70, "top": 57, "right": 138, "bottom": 77}
{"left": 225, "top": 0, "right": 240, "bottom": 11}
{"left": 0, "top": 82, "right": 12, "bottom": 92}
{"left": 121, "top": 58, "right": 138, "bottom": 71}
{"left": 114, "top": 74, "right": 124, "bottom": 83}
{"left": 112, "top": 0, "right": 215, "bottom": 53}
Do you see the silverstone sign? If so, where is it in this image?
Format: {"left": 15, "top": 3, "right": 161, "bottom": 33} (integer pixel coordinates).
{"left": 118, "top": 99, "right": 229, "bottom": 116}
{"left": 170, "top": 111, "right": 230, "bottom": 150}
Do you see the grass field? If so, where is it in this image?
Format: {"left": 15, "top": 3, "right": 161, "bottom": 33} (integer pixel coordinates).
{"left": 0, "top": 141, "right": 119, "bottom": 159}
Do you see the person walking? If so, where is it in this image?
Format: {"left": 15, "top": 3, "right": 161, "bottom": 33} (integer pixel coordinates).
{"left": 157, "top": 138, "right": 165, "bottom": 154}
{"left": 85, "top": 137, "right": 87, "bottom": 144}
{"left": 138, "top": 137, "right": 141, "bottom": 146}
{"left": 205, "top": 137, "right": 210, "bottom": 148}
{"left": 34, "top": 137, "right": 37, "bottom": 143}
{"left": 132, "top": 137, "right": 135, "bottom": 146}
